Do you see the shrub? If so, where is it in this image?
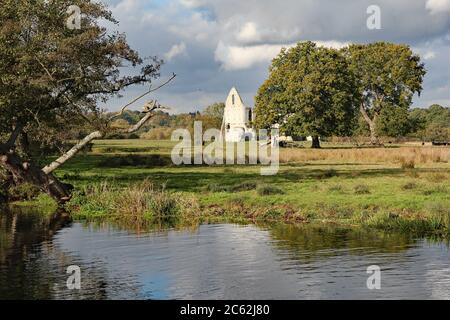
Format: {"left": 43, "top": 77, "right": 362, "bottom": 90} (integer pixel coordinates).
{"left": 316, "top": 169, "right": 338, "bottom": 180}
{"left": 8, "top": 183, "right": 41, "bottom": 201}
{"left": 230, "top": 181, "right": 257, "bottom": 192}
{"left": 328, "top": 184, "right": 344, "bottom": 192}
{"left": 257, "top": 185, "right": 285, "bottom": 196}
{"left": 354, "top": 184, "right": 370, "bottom": 194}
{"left": 149, "top": 191, "right": 179, "bottom": 223}
{"left": 205, "top": 183, "right": 230, "bottom": 192}
{"left": 401, "top": 182, "right": 417, "bottom": 190}
{"left": 323, "top": 169, "right": 338, "bottom": 178}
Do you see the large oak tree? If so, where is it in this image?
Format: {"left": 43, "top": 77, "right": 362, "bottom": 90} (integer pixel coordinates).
{"left": 344, "top": 42, "right": 426, "bottom": 145}
{"left": 254, "top": 41, "right": 358, "bottom": 148}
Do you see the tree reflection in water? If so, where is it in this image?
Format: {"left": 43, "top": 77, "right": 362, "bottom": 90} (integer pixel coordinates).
{"left": 1, "top": 207, "right": 115, "bottom": 299}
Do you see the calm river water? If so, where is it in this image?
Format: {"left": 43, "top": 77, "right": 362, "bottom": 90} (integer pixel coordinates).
{"left": 1, "top": 208, "right": 450, "bottom": 299}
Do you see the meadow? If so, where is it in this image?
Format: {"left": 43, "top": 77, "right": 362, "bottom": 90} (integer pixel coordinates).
{"left": 29, "top": 139, "right": 449, "bottom": 236}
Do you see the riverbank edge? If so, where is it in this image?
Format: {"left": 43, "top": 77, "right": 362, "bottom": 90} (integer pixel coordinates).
{"left": 7, "top": 190, "right": 450, "bottom": 238}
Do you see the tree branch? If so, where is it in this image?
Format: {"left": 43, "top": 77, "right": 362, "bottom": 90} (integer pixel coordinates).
{"left": 42, "top": 100, "right": 161, "bottom": 175}
{"left": 0, "top": 123, "right": 24, "bottom": 152}
{"left": 110, "top": 73, "right": 176, "bottom": 120}
{"left": 359, "top": 102, "right": 373, "bottom": 126}
{"left": 42, "top": 131, "right": 104, "bottom": 174}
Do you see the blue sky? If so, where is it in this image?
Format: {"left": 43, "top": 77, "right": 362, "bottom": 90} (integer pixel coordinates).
{"left": 102, "top": 0, "right": 450, "bottom": 113}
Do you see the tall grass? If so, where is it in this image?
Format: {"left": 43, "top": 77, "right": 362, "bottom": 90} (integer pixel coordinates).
{"left": 279, "top": 147, "right": 450, "bottom": 165}
{"left": 67, "top": 180, "right": 199, "bottom": 225}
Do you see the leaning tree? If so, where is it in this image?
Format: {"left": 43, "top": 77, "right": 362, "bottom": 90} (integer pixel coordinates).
{"left": 344, "top": 42, "right": 426, "bottom": 145}
{"left": 254, "top": 41, "right": 358, "bottom": 148}
{"left": 0, "top": 0, "right": 174, "bottom": 203}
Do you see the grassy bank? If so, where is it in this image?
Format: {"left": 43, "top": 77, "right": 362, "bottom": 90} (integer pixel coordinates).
{"left": 13, "top": 139, "right": 450, "bottom": 235}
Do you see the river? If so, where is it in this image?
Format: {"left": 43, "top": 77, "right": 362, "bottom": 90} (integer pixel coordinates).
{"left": 1, "top": 208, "right": 450, "bottom": 299}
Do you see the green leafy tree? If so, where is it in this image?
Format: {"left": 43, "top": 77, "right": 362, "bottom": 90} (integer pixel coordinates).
{"left": 254, "top": 41, "right": 358, "bottom": 148}
{"left": 375, "top": 105, "right": 413, "bottom": 137}
{"left": 409, "top": 104, "right": 450, "bottom": 141}
{"left": 0, "top": 0, "right": 167, "bottom": 202}
{"left": 344, "top": 42, "right": 426, "bottom": 144}
{"left": 203, "top": 102, "right": 225, "bottom": 119}
{"left": 202, "top": 102, "right": 225, "bottom": 130}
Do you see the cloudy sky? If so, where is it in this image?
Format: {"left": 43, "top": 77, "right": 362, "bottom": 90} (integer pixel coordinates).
{"left": 101, "top": 0, "right": 450, "bottom": 113}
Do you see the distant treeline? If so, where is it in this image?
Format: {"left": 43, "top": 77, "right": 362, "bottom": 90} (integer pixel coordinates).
{"left": 99, "top": 103, "right": 449, "bottom": 142}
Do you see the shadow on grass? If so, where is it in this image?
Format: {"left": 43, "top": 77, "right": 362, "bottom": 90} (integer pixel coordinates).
{"left": 52, "top": 152, "right": 447, "bottom": 193}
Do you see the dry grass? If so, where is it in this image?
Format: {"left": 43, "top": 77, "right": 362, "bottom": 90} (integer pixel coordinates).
{"left": 279, "top": 147, "right": 450, "bottom": 165}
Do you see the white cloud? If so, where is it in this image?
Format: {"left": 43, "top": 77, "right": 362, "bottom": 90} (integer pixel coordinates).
{"left": 179, "top": 0, "right": 208, "bottom": 8}
{"left": 426, "top": 0, "right": 450, "bottom": 14}
{"left": 236, "top": 22, "right": 261, "bottom": 43}
{"left": 168, "top": 12, "right": 217, "bottom": 44}
{"left": 164, "top": 42, "right": 187, "bottom": 61}
{"left": 215, "top": 41, "right": 348, "bottom": 71}
{"left": 215, "top": 42, "right": 284, "bottom": 70}
{"left": 102, "top": 0, "right": 450, "bottom": 111}
{"left": 424, "top": 51, "right": 437, "bottom": 59}
{"left": 111, "top": 0, "right": 138, "bottom": 12}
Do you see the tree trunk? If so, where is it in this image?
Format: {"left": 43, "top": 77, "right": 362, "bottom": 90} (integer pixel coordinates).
{"left": 311, "top": 135, "right": 321, "bottom": 148}
{"left": 368, "top": 121, "right": 379, "bottom": 145}
{"left": 42, "top": 131, "right": 103, "bottom": 174}
{"left": 1, "top": 101, "right": 159, "bottom": 204}
{"left": 1, "top": 151, "right": 72, "bottom": 204}
{"left": 359, "top": 103, "right": 380, "bottom": 145}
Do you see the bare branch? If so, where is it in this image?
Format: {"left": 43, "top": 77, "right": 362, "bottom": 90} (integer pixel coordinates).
{"left": 42, "top": 101, "right": 161, "bottom": 174}
{"left": 123, "top": 100, "right": 159, "bottom": 133}
{"left": 110, "top": 73, "right": 176, "bottom": 120}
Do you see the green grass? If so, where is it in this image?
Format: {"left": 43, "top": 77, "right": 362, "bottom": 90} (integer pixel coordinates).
{"left": 18, "top": 139, "right": 450, "bottom": 235}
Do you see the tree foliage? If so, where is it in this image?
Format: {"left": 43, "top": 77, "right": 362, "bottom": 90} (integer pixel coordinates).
{"left": 254, "top": 41, "right": 358, "bottom": 147}
{"left": 0, "top": 0, "right": 161, "bottom": 156}
{"left": 0, "top": 0, "right": 163, "bottom": 202}
{"left": 344, "top": 42, "right": 426, "bottom": 144}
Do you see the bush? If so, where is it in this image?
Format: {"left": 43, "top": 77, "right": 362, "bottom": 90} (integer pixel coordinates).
{"left": 230, "top": 181, "right": 257, "bottom": 192}
{"left": 328, "top": 184, "right": 344, "bottom": 192}
{"left": 257, "top": 185, "right": 285, "bottom": 196}
{"left": 205, "top": 183, "right": 230, "bottom": 192}
{"left": 354, "top": 184, "right": 370, "bottom": 195}
{"left": 401, "top": 182, "right": 417, "bottom": 190}
{"left": 149, "top": 191, "right": 179, "bottom": 223}
{"left": 8, "top": 183, "right": 41, "bottom": 201}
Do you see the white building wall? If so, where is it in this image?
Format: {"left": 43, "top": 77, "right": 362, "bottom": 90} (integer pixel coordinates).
{"left": 223, "top": 87, "right": 256, "bottom": 142}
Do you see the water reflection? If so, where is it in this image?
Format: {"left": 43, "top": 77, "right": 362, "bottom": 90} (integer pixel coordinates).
{"left": 1, "top": 208, "right": 450, "bottom": 299}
